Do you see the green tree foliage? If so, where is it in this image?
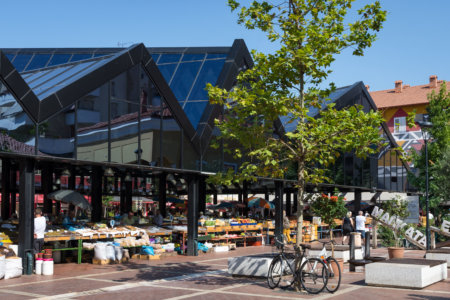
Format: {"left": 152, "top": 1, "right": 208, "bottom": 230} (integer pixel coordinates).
{"left": 310, "top": 191, "right": 347, "bottom": 236}
{"left": 207, "top": 0, "right": 387, "bottom": 245}
{"left": 408, "top": 83, "right": 450, "bottom": 225}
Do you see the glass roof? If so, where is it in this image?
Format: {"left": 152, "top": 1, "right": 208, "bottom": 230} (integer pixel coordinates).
{"left": 20, "top": 55, "right": 113, "bottom": 101}
{"left": 280, "top": 83, "right": 356, "bottom": 132}
{"left": 2, "top": 47, "right": 231, "bottom": 129}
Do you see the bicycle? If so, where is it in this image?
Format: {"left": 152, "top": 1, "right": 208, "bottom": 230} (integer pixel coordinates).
{"left": 310, "top": 239, "right": 342, "bottom": 293}
{"left": 267, "top": 235, "right": 328, "bottom": 294}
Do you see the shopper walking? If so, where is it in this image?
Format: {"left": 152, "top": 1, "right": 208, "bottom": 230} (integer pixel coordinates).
{"left": 342, "top": 211, "right": 354, "bottom": 245}
{"left": 34, "top": 208, "right": 46, "bottom": 256}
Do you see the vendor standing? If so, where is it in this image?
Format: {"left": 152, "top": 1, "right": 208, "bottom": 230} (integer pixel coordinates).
{"left": 34, "top": 208, "right": 46, "bottom": 255}
{"left": 122, "top": 211, "right": 137, "bottom": 225}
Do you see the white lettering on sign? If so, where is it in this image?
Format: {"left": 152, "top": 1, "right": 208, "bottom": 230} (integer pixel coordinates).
{"left": 417, "top": 236, "right": 427, "bottom": 247}
{"left": 372, "top": 206, "right": 384, "bottom": 218}
{"left": 405, "top": 227, "right": 415, "bottom": 239}
{"left": 371, "top": 205, "right": 427, "bottom": 248}
{"left": 441, "top": 220, "right": 450, "bottom": 234}
{"left": 412, "top": 231, "right": 424, "bottom": 240}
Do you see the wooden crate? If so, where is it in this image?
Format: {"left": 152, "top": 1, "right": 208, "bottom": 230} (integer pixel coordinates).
{"left": 92, "top": 258, "right": 113, "bottom": 265}
{"left": 139, "top": 254, "right": 161, "bottom": 260}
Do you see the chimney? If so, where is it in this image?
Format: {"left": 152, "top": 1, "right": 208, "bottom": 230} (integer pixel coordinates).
{"left": 429, "top": 75, "right": 438, "bottom": 88}
{"left": 395, "top": 80, "right": 403, "bottom": 93}
{"left": 365, "top": 85, "right": 370, "bottom": 91}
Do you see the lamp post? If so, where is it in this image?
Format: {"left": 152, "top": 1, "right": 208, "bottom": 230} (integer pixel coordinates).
{"left": 417, "top": 115, "right": 433, "bottom": 250}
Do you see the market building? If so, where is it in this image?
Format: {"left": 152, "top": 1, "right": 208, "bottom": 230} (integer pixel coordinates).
{"left": 0, "top": 40, "right": 413, "bottom": 262}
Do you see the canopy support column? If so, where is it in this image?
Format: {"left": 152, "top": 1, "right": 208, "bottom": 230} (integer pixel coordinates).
{"left": 275, "top": 180, "right": 284, "bottom": 240}
{"left": 187, "top": 175, "right": 199, "bottom": 256}
{"left": 159, "top": 173, "right": 167, "bottom": 217}
{"left": 42, "top": 164, "right": 53, "bottom": 215}
{"left": 91, "top": 166, "right": 102, "bottom": 222}
{"left": 18, "top": 159, "right": 35, "bottom": 267}
{"left": 1, "top": 159, "right": 11, "bottom": 219}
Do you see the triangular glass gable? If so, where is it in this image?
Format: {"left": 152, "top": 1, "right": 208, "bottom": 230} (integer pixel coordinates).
{"left": 154, "top": 52, "right": 227, "bottom": 129}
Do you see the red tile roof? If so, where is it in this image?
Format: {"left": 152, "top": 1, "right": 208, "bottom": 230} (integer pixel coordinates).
{"left": 0, "top": 134, "right": 41, "bottom": 155}
{"left": 370, "top": 79, "right": 449, "bottom": 109}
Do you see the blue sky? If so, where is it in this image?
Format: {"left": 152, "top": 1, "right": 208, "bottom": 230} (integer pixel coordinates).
{"left": 1, "top": 0, "right": 449, "bottom": 91}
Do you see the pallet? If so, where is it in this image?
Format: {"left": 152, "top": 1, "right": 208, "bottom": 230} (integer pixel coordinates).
{"left": 92, "top": 258, "right": 127, "bottom": 265}
{"left": 131, "top": 254, "right": 161, "bottom": 260}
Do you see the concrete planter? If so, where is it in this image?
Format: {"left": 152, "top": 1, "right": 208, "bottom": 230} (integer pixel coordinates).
{"left": 388, "top": 247, "right": 404, "bottom": 259}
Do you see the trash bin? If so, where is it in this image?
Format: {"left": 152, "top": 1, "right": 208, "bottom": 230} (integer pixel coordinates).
{"left": 350, "top": 232, "right": 361, "bottom": 247}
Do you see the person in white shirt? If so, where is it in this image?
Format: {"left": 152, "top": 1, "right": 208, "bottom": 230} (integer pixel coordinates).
{"left": 355, "top": 210, "right": 366, "bottom": 243}
{"left": 34, "top": 208, "right": 46, "bottom": 255}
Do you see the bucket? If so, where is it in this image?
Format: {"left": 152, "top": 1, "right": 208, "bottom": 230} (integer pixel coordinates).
{"left": 351, "top": 232, "right": 361, "bottom": 247}
{"left": 0, "top": 255, "right": 5, "bottom": 279}
{"left": 35, "top": 258, "right": 43, "bottom": 275}
{"left": 42, "top": 259, "right": 54, "bottom": 275}
{"left": 52, "top": 250, "right": 61, "bottom": 264}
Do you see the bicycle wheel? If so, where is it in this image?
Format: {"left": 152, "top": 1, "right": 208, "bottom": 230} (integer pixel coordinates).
{"left": 325, "top": 257, "right": 341, "bottom": 293}
{"left": 299, "top": 258, "right": 328, "bottom": 294}
{"left": 267, "top": 255, "right": 295, "bottom": 289}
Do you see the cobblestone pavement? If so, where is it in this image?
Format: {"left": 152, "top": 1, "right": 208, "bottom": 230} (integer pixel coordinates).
{"left": 0, "top": 246, "right": 448, "bottom": 300}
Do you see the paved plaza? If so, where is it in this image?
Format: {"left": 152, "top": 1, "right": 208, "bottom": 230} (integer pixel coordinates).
{"left": 0, "top": 246, "right": 448, "bottom": 300}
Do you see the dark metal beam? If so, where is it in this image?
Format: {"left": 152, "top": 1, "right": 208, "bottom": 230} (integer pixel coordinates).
{"left": 1, "top": 159, "right": 11, "bottom": 219}
{"left": 186, "top": 175, "right": 199, "bottom": 256}
{"left": 158, "top": 173, "right": 167, "bottom": 217}
{"left": 275, "top": 181, "right": 284, "bottom": 239}
{"left": 18, "top": 159, "right": 35, "bottom": 267}
{"left": 91, "top": 167, "right": 103, "bottom": 222}
{"left": 42, "top": 164, "right": 53, "bottom": 215}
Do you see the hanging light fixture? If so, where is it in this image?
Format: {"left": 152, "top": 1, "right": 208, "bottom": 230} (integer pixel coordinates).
{"left": 104, "top": 167, "right": 115, "bottom": 177}
{"left": 124, "top": 173, "right": 132, "bottom": 182}
{"left": 61, "top": 168, "right": 71, "bottom": 176}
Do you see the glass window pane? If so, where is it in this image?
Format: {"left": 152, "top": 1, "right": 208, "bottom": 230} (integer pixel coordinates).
{"left": 151, "top": 54, "right": 160, "bottom": 62}
{"left": 188, "top": 59, "right": 225, "bottom": 100}
{"left": 183, "top": 133, "right": 199, "bottom": 170}
{"left": 206, "top": 53, "right": 228, "bottom": 59}
{"left": 157, "top": 64, "right": 177, "bottom": 83}
{"left": 28, "top": 67, "right": 70, "bottom": 90}
{"left": 12, "top": 54, "right": 32, "bottom": 72}
{"left": 158, "top": 54, "right": 181, "bottom": 64}
{"left": 110, "top": 103, "right": 139, "bottom": 164}
{"left": 47, "top": 54, "right": 71, "bottom": 67}
{"left": 76, "top": 81, "right": 110, "bottom": 163}
{"left": 182, "top": 53, "right": 205, "bottom": 62}
{"left": 140, "top": 66, "right": 162, "bottom": 166}
{"left": 70, "top": 54, "right": 93, "bottom": 62}
{"left": 93, "top": 53, "right": 107, "bottom": 57}
{"left": 0, "top": 86, "right": 36, "bottom": 155}
{"left": 183, "top": 101, "right": 208, "bottom": 129}
{"left": 35, "top": 60, "right": 102, "bottom": 99}
{"left": 5, "top": 54, "right": 15, "bottom": 62}
{"left": 23, "top": 69, "right": 53, "bottom": 85}
{"left": 162, "top": 101, "right": 181, "bottom": 168}
{"left": 25, "top": 54, "right": 51, "bottom": 71}
{"left": 170, "top": 61, "right": 202, "bottom": 101}
{"left": 38, "top": 107, "right": 75, "bottom": 158}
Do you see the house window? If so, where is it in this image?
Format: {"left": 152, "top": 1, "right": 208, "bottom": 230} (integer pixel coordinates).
{"left": 394, "top": 117, "right": 406, "bottom": 133}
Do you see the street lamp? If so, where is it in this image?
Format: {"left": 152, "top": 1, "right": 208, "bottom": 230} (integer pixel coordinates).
{"left": 417, "top": 115, "right": 433, "bottom": 250}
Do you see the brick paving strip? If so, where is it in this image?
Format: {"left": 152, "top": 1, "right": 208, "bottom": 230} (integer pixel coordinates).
{"left": 0, "top": 247, "right": 448, "bottom": 299}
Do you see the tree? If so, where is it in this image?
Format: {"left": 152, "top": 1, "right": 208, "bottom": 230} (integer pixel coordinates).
{"left": 207, "top": 0, "right": 387, "bottom": 246}
{"left": 408, "top": 83, "right": 450, "bottom": 225}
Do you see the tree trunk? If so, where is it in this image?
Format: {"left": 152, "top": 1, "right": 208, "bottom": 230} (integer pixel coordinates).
{"left": 296, "top": 163, "right": 305, "bottom": 246}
